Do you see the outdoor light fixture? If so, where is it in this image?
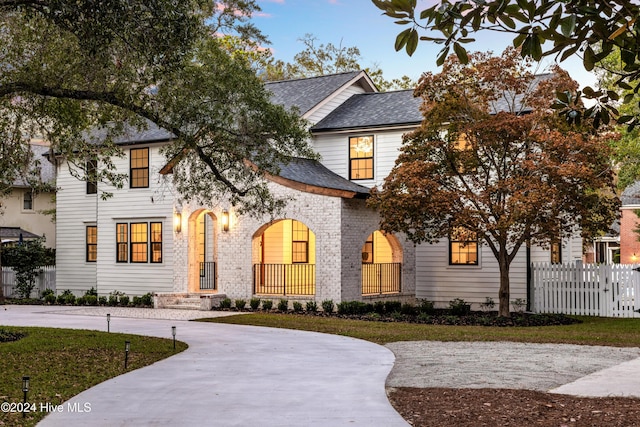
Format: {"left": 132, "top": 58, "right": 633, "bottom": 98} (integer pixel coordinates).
{"left": 124, "top": 341, "right": 131, "bottom": 369}
{"left": 172, "top": 326, "right": 176, "bottom": 350}
{"left": 107, "top": 313, "right": 111, "bottom": 333}
{"left": 22, "top": 376, "right": 29, "bottom": 418}
{"left": 174, "top": 212, "right": 182, "bottom": 233}
{"left": 222, "top": 210, "right": 229, "bottom": 232}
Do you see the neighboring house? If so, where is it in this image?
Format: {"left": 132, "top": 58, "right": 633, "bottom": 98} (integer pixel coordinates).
{"left": 0, "top": 140, "right": 56, "bottom": 249}
{"left": 55, "top": 70, "right": 576, "bottom": 308}
{"left": 619, "top": 181, "right": 640, "bottom": 264}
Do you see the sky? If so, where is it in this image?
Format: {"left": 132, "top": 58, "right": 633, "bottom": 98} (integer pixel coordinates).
{"left": 253, "top": 0, "right": 598, "bottom": 90}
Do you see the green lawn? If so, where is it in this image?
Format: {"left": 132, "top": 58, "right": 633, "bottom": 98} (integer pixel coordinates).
{"left": 0, "top": 326, "right": 187, "bottom": 427}
{"left": 200, "top": 313, "right": 640, "bottom": 346}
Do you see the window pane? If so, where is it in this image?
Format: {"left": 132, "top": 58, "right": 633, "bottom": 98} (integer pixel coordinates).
{"left": 116, "top": 223, "right": 128, "bottom": 263}
{"left": 23, "top": 191, "right": 33, "bottom": 210}
{"left": 292, "top": 242, "right": 308, "bottom": 263}
{"left": 349, "top": 136, "right": 374, "bottom": 180}
{"left": 131, "top": 223, "right": 148, "bottom": 262}
{"left": 151, "top": 222, "right": 162, "bottom": 263}
{"left": 86, "top": 226, "right": 97, "bottom": 262}
{"left": 450, "top": 228, "right": 478, "bottom": 265}
{"left": 130, "top": 148, "right": 149, "bottom": 188}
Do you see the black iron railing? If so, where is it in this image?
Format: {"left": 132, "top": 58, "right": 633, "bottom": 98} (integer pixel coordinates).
{"left": 200, "top": 262, "right": 216, "bottom": 290}
{"left": 362, "top": 263, "right": 402, "bottom": 295}
{"left": 253, "top": 263, "right": 315, "bottom": 295}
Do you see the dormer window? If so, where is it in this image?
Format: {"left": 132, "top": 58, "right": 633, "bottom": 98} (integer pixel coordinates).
{"left": 349, "top": 136, "right": 374, "bottom": 180}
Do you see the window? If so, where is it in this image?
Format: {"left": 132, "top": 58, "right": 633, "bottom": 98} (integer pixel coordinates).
{"left": 131, "top": 222, "right": 148, "bottom": 263}
{"left": 130, "top": 148, "right": 149, "bottom": 188}
{"left": 452, "top": 133, "right": 475, "bottom": 173}
{"left": 551, "top": 240, "right": 562, "bottom": 264}
{"left": 86, "top": 226, "right": 97, "bottom": 262}
{"left": 116, "top": 222, "right": 163, "bottom": 264}
{"left": 23, "top": 190, "right": 33, "bottom": 210}
{"left": 86, "top": 159, "right": 97, "bottom": 194}
{"left": 362, "top": 234, "right": 374, "bottom": 263}
{"left": 449, "top": 227, "right": 478, "bottom": 265}
{"left": 116, "top": 223, "right": 128, "bottom": 263}
{"left": 292, "top": 220, "right": 309, "bottom": 263}
{"left": 151, "top": 222, "right": 162, "bottom": 263}
{"left": 349, "top": 136, "right": 374, "bottom": 180}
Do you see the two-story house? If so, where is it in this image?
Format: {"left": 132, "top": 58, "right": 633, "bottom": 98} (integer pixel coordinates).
{"left": 55, "top": 70, "right": 577, "bottom": 308}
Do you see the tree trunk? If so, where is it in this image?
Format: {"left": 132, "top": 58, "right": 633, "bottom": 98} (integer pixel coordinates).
{"left": 498, "top": 248, "right": 510, "bottom": 317}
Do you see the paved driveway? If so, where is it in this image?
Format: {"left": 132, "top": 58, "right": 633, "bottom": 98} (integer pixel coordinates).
{"left": 0, "top": 306, "right": 408, "bottom": 427}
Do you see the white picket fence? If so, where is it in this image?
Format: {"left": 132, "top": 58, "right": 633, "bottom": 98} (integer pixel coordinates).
{"left": 1, "top": 266, "right": 56, "bottom": 298}
{"left": 533, "top": 262, "right": 640, "bottom": 318}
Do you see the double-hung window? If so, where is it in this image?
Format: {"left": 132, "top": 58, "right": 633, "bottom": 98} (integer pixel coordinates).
{"left": 23, "top": 190, "right": 33, "bottom": 210}
{"left": 292, "top": 221, "right": 309, "bottom": 264}
{"left": 349, "top": 136, "right": 374, "bottom": 180}
{"left": 130, "top": 148, "right": 149, "bottom": 188}
{"left": 86, "top": 226, "right": 97, "bottom": 262}
{"left": 449, "top": 227, "right": 478, "bottom": 265}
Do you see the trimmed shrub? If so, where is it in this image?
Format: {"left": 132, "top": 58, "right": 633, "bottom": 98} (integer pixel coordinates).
{"left": 418, "top": 299, "right": 435, "bottom": 314}
{"left": 132, "top": 296, "right": 142, "bottom": 306}
{"left": 84, "top": 287, "right": 98, "bottom": 297}
{"left": 44, "top": 293, "right": 56, "bottom": 305}
{"left": 384, "top": 301, "right": 402, "bottom": 314}
{"left": 277, "top": 299, "right": 289, "bottom": 312}
{"left": 337, "top": 301, "right": 372, "bottom": 315}
{"left": 219, "top": 298, "right": 232, "bottom": 309}
{"left": 98, "top": 296, "right": 108, "bottom": 306}
{"left": 119, "top": 295, "right": 130, "bottom": 307}
{"left": 249, "top": 298, "right": 261, "bottom": 310}
{"left": 373, "top": 301, "right": 386, "bottom": 314}
{"left": 449, "top": 298, "right": 471, "bottom": 316}
{"left": 140, "top": 293, "right": 153, "bottom": 307}
{"left": 261, "top": 300, "right": 273, "bottom": 310}
{"left": 76, "top": 296, "right": 86, "bottom": 306}
{"left": 108, "top": 295, "right": 118, "bottom": 306}
{"left": 85, "top": 295, "right": 98, "bottom": 306}
{"left": 321, "top": 299, "right": 334, "bottom": 313}
{"left": 400, "top": 303, "right": 417, "bottom": 316}
{"left": 235, "top": 299, "right": 247, "bottom": 310}
{"left": 305, "top": 301, "right": 318, "bottom": 312}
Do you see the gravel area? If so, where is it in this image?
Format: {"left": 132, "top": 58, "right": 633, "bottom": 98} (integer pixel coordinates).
{"left": 385, "top": 341, "right": 640, "bottom": 391}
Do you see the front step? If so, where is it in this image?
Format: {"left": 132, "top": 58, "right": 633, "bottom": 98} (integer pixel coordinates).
{"left": 154, "top": 292, "right": 228, "bottom": 311}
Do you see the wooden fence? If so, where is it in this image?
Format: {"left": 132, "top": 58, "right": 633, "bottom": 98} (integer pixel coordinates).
{"left": 533, "top": 262, "right": 640, "bottom": 318}
{"left": 1, "top": 266, "right": 56, "bottom": 298}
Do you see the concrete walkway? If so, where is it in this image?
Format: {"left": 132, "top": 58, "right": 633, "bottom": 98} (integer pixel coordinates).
{"left": 0, "top": 306, "right": 408, "bottom": 427}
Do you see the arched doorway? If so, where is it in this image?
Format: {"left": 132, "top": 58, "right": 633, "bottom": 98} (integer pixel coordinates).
{"left": 188, "top": 210, "right": 218, "bottom": 293}
{"left": 252, "top": 219, "right": 316, "bottom": 296}
{"left": 361, "top": 231, "right": 403, "bottom": 295}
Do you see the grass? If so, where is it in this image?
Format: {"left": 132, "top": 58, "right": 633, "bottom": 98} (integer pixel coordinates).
{"left": 0, "top": 326, "right": 187, "bottom": 427}
{"left": 199, "top": 313, "right": 640, "bottom": 347}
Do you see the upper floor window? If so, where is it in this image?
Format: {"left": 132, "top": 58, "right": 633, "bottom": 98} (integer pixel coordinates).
{"left": 23, "top": 190, "right": 33, "bottom": 210}
{"left": 349, "top": 136, "right": 374, "bottom": 180}
{"left": 86, "top": 225, "right": 97, "bottom": 262}
{"left": 449, "top": 227, "right": 478, "bottom": 265}
{"left": 130, "top": 148, "right": 149, "bottom": 188}
{"left": 292, "top": 220, "right": 309, "bottom": 264}
{"left": 452, "top": 133, "right": 475, "bottom": 173}
{"left": 86, "top": 159, "right": 97, "bottom": 194}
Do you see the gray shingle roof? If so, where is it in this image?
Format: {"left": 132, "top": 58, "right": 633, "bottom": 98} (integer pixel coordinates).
{"left": 84, "top": 120, "right": 174, "bottom": 146}
{"left": 12, "top": 144, "right": 56, "bottom": 187}
{"left": 265, "top": 71, "right": 364, "bottom": 115}
{"left": 0, "top": 227, "right": 41, "bottom": 241}
{"left": 312, "top": 90, "right": 423, "bottom": 132}
{"left": 278, "top": 157, "right": 370, "bottom": 197}
{"left": 622, "top": 181, "right": 640, "bottom": 206}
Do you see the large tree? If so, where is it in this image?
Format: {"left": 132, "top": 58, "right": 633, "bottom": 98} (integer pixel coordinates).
{"left": 372, "top": 0, "right": 640, "bottom": 126}
{"left": 368, "top": 49, "right": 619, "bottom": 317}
{"left": 0, "top": 1, "right": 314, "bottom": 301}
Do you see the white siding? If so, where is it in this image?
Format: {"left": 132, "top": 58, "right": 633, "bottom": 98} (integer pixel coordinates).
{"left": 56, "top": 142, "right": 175, "bottom": 297}
{"left": 306, "top": 84, "right": 368, "bottom": 124}
{"left": 416, "top": 240, "right": 528, "bottom": 308}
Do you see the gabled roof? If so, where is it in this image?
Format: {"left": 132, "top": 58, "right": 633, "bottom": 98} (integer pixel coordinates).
{"left": 0, "top": 227, "right": 41, "bottom": 242}
{"left": 265, "top": 71, "right": 376, "bottom": 117}
{"left": 269, "top": 157, "right": 370, "bottom": 199}
{"left": 312, "top": 90, "right": 423, "bottom": 132}
{"left": 84, "top": 121, "right": 174, "bottom": 146}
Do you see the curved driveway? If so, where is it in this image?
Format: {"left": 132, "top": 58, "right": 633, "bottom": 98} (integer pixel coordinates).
{"left": 0, "top": 306, "right": 408, "bottom": 427}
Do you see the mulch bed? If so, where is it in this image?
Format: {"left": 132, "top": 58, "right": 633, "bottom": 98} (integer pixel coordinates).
{"left": 388, "top": 387, "right": 640, "bottom": 427}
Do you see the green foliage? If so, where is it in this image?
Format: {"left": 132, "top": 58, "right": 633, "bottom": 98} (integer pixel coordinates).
{"left": 85, "top": 295, "right": 98, "bottom": 306}
{"left": 449, "top": 298, "right": 471, "bottom": 316}
{"left": 337, "top": 301, "right": 373, "bottom": 315}
{"left": 235, "top": 299, "right": 247, "bottom": 310}
{"left": 249, "top": 298, "right": 261, "bottom": 310}
{"left": 76, "top": 296, "right": 86, "bottom": 306}
{"left": 418, "top": 299, "right": 435, "bottom": 314}
{"left": 44, "top": 293, "right": 56, "bottom": 305}
{"left": 140, "top": 293, "right": 153, "bottom": 307}
{"left": 119, "top": 295, "right": 130, "bottom": 307}
{"left": 3, "top": 239, "right": 48, "bottom": 298}
{"left": 261, "top": 300, "right": 273, "bottom": 310}
{"left": 373, "top": 0, "right": 640, "bottom": 127}
{"left": 98, "top": 296, "right": 108, "bottom": 306}
{"left": 321, "top": 299, "right": 335, "bottom": 313}
{"left": 373, "top": 301, "right": 386, "bottom": 314}
{"left": 400, "top": 303, "right": 417, "bottom": 316}
{"left": 41, "top": 288, "right": 54, "bottom": 298}
{"left": 305, "top": 301, "right": 318, "bottom": 312}
{"left": 480, "top": 297, "right": 496, "bottom": 312}
{"left": 219, "top": 298, "right": 232, "bottom": 309}
{"left": 277, "top": 299, "right": 289, "bottom": 312}
{"left": 384, "top": 301, "right": 402, "bottom": 314}
{"left": 84, "top": 287, "right": 98, "bottom": 297}
{"left": 292, "top": 301, "right": 303, "bottom": 312}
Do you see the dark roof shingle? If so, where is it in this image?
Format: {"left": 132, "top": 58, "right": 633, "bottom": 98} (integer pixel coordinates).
{"left": 278, "top": 157, "right": 370, "bottom": 197}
